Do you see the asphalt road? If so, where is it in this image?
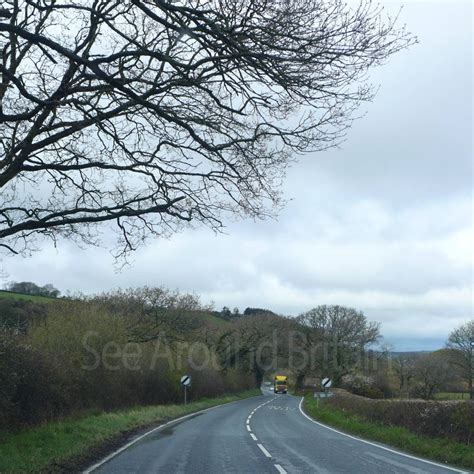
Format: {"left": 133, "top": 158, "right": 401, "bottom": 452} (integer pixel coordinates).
{"left": 91, "top": 390, "right": 468, "bottom": 474}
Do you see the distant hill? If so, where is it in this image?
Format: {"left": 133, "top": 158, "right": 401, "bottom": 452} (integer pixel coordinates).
{"left": 389, "top": 350, "right": 432, "bottom": 357}
{"left": 0, "top": 290, "right": 58, "bottom": 303}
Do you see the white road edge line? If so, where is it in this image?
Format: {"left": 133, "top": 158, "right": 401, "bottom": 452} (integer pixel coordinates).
{"left": 257, "top": 443, "right": 272, "bottom": 458}
{"left": 250, "top": 433, "right": 258, "bottom": 441}
{"left": 274, "top": 464, "right": 287, "bottom": 474}
{"left": 83, "top": 395, "right": 261, "bottom": 473}
{"left": 297, "top": 398, "right": 468, "bottom": 474}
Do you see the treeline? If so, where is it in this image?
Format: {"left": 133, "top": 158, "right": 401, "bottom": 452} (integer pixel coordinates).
{"left": 1, "top": 286, "right": 471, "bottom": 431}
{"left": 338, "top": 349, "right": 471, "bottom": 400}
{"left": 214, "top": 306, "right": 278, "bottom": 321}
{"left": 0, "top": 287, "right": 254, "bottom": 429}
{"left": 335, "top": 319, "right": 473, "bottom": 401}
{"left": 3, "top": 281, "right": 61, "bottom": 298}
{"left": 0, "top": 288, "right": 380, "bottom": 430}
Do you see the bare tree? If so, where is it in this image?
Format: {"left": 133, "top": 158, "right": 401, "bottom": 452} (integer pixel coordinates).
{"left": 391, "top": 353, "right": 416, "bottom": 397}
{"left": 213, "top": 312, "right": 292, "bottom": 386}
{"left": 447, "top": 320, "right": 474, "bottom": 399}
{"left": 411, "top": 352, "right": 450, "bottom": 400}
{"left": 296, "top": 305, "right": 380, "bottom": 384}
{"left": 0, "top": 0, "right": 413, "bottom": 256}
{"left": 89, "top": 286, "right": 208, "bottom": 342}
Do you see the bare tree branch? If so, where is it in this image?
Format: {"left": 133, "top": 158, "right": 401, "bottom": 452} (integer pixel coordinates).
{"left": 0, "top": 0, "right": 415, "bottom": 256}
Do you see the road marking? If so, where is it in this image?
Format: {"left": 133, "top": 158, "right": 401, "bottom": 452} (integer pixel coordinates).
{"left": 84, "top": 394, "right": 262, "bottom": 473}
{"left": 297, "top": 398, "right": 468, "bottom": 474}
{"left": 245, "top": 396, "right": 279, "bottom": 466}
{"left": 257, "top": 443, "right": 272, "bottom": 458}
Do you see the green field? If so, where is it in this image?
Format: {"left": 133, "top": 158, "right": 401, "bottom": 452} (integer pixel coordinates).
{"left": 0, "top": 389, "right": 261, "bottom": 473}
{"left": 303, "top": 395, "right": 473, "bottom": 470}
{"left": 0, "top": 290, "right": 57, "bottom": 303}
{"left": 434, "top": 392, "right": 470, "bottom": 400}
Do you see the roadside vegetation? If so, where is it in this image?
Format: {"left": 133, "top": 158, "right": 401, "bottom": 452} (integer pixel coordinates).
{"left": 0, "top": 390, "right": 260, "bottom": 473}
{"left": 303, "top": 394, "right": 474, "bottom": 470}
{"left": 0, "top": 287, "right": 258, "bottom": 430}
{"left": 434, "top": 392, "right": 471, "bottom": 400}
{"left": 1, "top": 282, "right": 472, "bottom": 470}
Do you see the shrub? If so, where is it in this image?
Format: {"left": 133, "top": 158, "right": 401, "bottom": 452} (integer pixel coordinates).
{"left": 340, "top": 374, "right": 384, "bottom": 399}
{"left": 0, "top": 329, "right": 67, "bottom": 427}
{"left": 0, "top": 299, "right": 47, "bottom": 331}
{"left": 328, "top": 390, "right": 473, "bottom": 444}
{"left": 1, "top": 298, "right": 255, "bottom": 430}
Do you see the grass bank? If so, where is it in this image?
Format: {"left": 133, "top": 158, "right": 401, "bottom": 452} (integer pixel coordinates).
{"left": 303, "top": 395, "right": 473, "bottom": 470}
{"left": 0, "top": 389, "right": 261, "bottom": 473}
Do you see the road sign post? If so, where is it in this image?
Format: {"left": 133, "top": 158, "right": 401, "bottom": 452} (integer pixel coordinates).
{"left": 180, "top": 375, "right": 191, "bottom": 404}
{"left": 314, "top": 377, "right": 333, "bottom": 408}
{"left": 321, "top": 377, "right": 332, "bottom": 389}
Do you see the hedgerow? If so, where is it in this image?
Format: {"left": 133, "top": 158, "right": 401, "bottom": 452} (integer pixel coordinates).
{"left": 328, "top": 390, "right": 473, "bottom": 444}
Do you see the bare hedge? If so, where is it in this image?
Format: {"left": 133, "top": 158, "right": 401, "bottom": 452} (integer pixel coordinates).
{"left": 0, "top": 300, "right": 255, "bottom": 430}
{"left": 328, "top": 390, "right": 473, "bottom": 444}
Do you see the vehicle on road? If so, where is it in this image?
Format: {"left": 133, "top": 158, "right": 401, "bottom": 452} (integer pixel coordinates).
{"left": 274, "top": 375, "right": 288, "bottom": 394}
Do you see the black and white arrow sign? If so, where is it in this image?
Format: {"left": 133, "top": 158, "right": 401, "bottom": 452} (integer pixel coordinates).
{"left": 321, "top": 377, "right": 332, "bottom": 388}
{"left": 181, "top": 375, "right": 191, "bottom": 386}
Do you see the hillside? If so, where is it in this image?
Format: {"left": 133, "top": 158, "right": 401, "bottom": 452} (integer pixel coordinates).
{"left": 0, "top": 289, "right": 58, "bottom": 303}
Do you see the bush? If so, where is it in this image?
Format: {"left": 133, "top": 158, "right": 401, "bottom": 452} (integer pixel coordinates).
{"left": 340, "top": 374, "right": 384, "bottom": 399}
{"left": 0, "top": 299, "right": 47, "bottom": 331}
{"left": 0, "top": 329, "right": 67, "bottom": 427}
{"left": 328, "top": 389, "right": 473, "bottom": 444}
{"left": 1, "top": 298, "right": 255, "bottom": 430}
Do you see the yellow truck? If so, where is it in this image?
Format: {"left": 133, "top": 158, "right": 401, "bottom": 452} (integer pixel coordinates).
{"left": 274, "top": 375, "right": 288, "bottom": 394}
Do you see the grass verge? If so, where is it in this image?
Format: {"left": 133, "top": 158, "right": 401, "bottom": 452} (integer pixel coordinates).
{"left": 0, "top": 389, "right": 261, "bottom": 473}
{"left": 303, "top": 395, "right": 474, "bottom": 470}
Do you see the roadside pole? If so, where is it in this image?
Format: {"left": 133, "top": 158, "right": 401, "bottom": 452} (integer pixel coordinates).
{"left": 180, "top": 375, "right": 191, "bottom": 405}
{"left": 314, "top": 377, "right": 333, "bottom": 409}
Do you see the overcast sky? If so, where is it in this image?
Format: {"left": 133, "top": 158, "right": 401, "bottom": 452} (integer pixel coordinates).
{"left": 2, "top": 1, "right": 472, "bottom": 351}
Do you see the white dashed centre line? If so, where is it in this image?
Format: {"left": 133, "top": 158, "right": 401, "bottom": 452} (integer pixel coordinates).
{"left": 246, "top": 396, "right": 283, "bottom": 469}
{"left": 274, "top": 463, "right": 287, "bottom": 473}
{"left": 257, "top": 443, "right": 272, "bottom": 458}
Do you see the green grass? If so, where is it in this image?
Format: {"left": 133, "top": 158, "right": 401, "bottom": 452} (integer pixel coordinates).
{"left": 0, "top": 290, "right": 57, "bottom": 303}
{"left": 0, "top": 390, "right": 261, "bottom": 473}
{"left": 434, "top": 392, "right": 470, "bottom": 400}
{"left": 198, "top": 312, "right": 230, "bottom": 326}
{"left": 303, "top": 395, "right": 474, "bottom": 470}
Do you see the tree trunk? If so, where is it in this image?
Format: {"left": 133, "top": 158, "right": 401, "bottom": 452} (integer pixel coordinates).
{"left": 295, "top": 371, "right": 306, "bottom": 389}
